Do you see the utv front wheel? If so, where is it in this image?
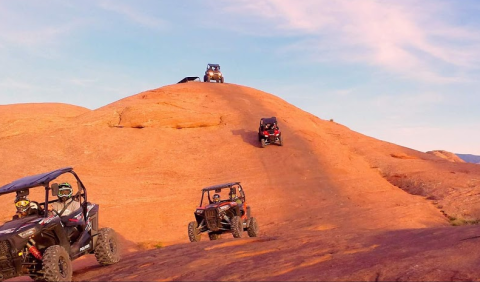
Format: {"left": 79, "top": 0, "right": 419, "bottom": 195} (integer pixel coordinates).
{"left": 247, "top": 217, "right": 259, "bottom": 237}
{"left": 95, "top": 227, "right": 121, "bottom": 266}
{"left": 278, "top": 135, "right": 283, "bottom": 146}
{"left": 188, "top": 221, "right": 202, "bottom": 242}
{"left": 231, "top": 216, "right": 243, "bottom": 238}
{"left": 208, "top": 232, "right": 220, "bottom": 241}
{"left": 41, "top": 245, "right": 72, "bottom": 282}
{"left": 260, "top": 139, "right": 266, "bottom": 148}
{"left": 220, "top": 77, "right": 224, "bottom": 83}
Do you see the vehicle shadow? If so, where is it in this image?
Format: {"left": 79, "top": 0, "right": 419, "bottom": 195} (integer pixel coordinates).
{"left": 72, "top": 231, "right": 140, "bottom": 277}
{"left": 231, "top": 129, "right": 260, "bottom": 147}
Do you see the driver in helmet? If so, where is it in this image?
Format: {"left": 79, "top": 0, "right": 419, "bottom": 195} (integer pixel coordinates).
{"left": 212, "top": 194, "right": 221, "bottom": 203}
{"left": 14, "top": 195, "right": 39, "bottom": 219}
{"left": 49, "top": 182, "right": 81, "bottom": 216}
{"left": 230, "top": 190, "right": 243, "bottom": 205}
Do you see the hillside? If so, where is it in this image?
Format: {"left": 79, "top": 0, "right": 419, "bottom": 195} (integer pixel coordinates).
{"left": 427, "top": 150, "right": 465, "bottom": 163}
{"left": 2, "top": 82, "right": 480, "bottom": 281}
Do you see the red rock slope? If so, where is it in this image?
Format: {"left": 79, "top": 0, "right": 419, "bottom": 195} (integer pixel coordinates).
{"left": 1, "top": 82, "right": 480, "bottom": 281}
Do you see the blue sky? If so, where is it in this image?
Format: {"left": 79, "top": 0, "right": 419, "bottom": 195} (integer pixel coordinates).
{"left": 1, "top": 0, "right": 480, "bottom": 154}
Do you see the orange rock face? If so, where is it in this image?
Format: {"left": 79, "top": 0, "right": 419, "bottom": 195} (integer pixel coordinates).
{"left": 2, "top": 83, "right": 480, "bottom": 281}
{"left": 427, "top": 150, "right": 466, "bottom": 163}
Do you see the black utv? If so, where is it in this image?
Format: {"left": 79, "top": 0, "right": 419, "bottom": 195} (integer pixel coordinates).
{"left": 188, "top": 182, "right": 258, "bottom": 242}
{"left": 0, "top": 167, "right": 120, "bottom": 282}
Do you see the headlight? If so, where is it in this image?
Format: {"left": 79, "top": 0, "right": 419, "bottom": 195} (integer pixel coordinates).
{"left": 219, "top": 205, "right": 229, "bottom": 211}
{"left": 195, "top": 209, "right": 204, "bottom": 214}
{"left": 18, "top": 227, "right": 37, "bottom": 238}
{"left": 208, "top": 71, "right": 213, "bottom": 76}
{"left": 219, "top": 73, "right": 222, "bottom": 76}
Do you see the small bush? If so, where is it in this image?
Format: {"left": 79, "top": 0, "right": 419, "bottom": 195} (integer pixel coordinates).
{"left": 448, "top": 216, "right": 480, "bottom": 226}
{"left": 137, "top": 241, "right": 164, "bottom": 250}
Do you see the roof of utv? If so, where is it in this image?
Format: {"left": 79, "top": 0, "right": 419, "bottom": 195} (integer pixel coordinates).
{"left": 261, "top": 117, "right": 277, "bottom": 124}
{"left": 202, "top": 182, "right": 241, "bottom": 191}
{"left": 207, "top": 63, "right": 220, "bottom": 68}
{"left": 0, "top": 167, "right": 73, "bottom": 195}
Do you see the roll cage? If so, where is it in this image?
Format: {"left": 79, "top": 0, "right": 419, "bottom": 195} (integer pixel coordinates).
{"left": 199, "top": 182, "right": 245, "bottom": 207}
{"left": 206, "top": 63, "right": 221, "bottom": 71}
{"left": 0, "top": 167, "right": 88, "bottom": 220}
{"left": 259, "top": 117, "right": 278, "bottom": 131}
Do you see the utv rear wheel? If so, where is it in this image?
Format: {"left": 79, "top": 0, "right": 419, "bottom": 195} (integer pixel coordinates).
{"left": 260, "top": 139, "right": 266, "bottom": 148}
{"left": 95, "top": 227, "right": 121, "bottom": 266}
{"left": 220, "top": 77, "right": 224, "bottom": 83}
{"left": 247, "top": 217, "right": 259, "bottom": 237}
{"left": 41, "top": 245, "right": 72, "bottom": 282}
{"left": 208, "top": 232, "right": 220, "bottom": 241}
{"left": 188, "top": 221, "right": 202, "bottom": 242}
{"left": 279, "top": 135, "right": 283, "bottom": 146}
{"left": 231, "top": 216, "right": 243, "bottom": 238}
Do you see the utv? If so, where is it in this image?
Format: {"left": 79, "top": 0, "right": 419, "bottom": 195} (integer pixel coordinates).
{"left": 204, "top": 63, "right": 224, "bottom": 83}
{"left": 188, "top": 182, "right": 258, "bottom": 242}
{"left": 258, "top": 117, "right": 283, "bottom": 148}
{"left": 0, "top": 167, "right": 120, "bottom": 282}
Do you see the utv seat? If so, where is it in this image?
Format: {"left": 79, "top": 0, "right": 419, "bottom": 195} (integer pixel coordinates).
{"left": 61, "top": 208, "right": 85, "bottom": 243}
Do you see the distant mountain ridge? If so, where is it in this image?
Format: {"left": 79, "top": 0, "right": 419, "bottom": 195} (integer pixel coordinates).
{"left": 456, "top": 153, "right": 480, "bottom": 164}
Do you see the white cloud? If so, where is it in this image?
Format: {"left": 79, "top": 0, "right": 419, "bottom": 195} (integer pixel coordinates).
{"left": 0, "top": 1, "right": 168, "bottom": 53}
{"left": 0, "top": 24, "right": 74, "bottom": 48}
{"left": 0, "top": 78, "right": 37, "bottom": 91}
{"left": 365, "top": 123, "right": 480, "bottom": 154}
{"left": 97, "top": 0, "right": 169, "bottom": 30}
{"left": 217, "top": 0, "right": 480, "bottom": 83}
{"left": 0, "top": 4, "right": 89, "bottom": 59}
{"left": 69, "top": 78, "right": 98, "bottom": 87}
{"left": 372, "top": 92, "right": 446, "bottom": 109}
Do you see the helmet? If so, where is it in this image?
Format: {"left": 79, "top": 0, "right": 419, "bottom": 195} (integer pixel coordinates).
{"left": 15, "top": 195, "right": 31, "bottom": 214}
{"left": 213, "top": 194, "right": 220, "bottom": 203}
{"left": 58, "top": 182, "right": 73, "bottom": 202}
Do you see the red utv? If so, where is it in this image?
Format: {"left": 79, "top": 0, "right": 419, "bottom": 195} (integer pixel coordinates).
{"left": 258, "top": 117, "right": 283, "bottom": 148}
{"left": 188, "top": 182, "right": 258, "bottom": 242}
